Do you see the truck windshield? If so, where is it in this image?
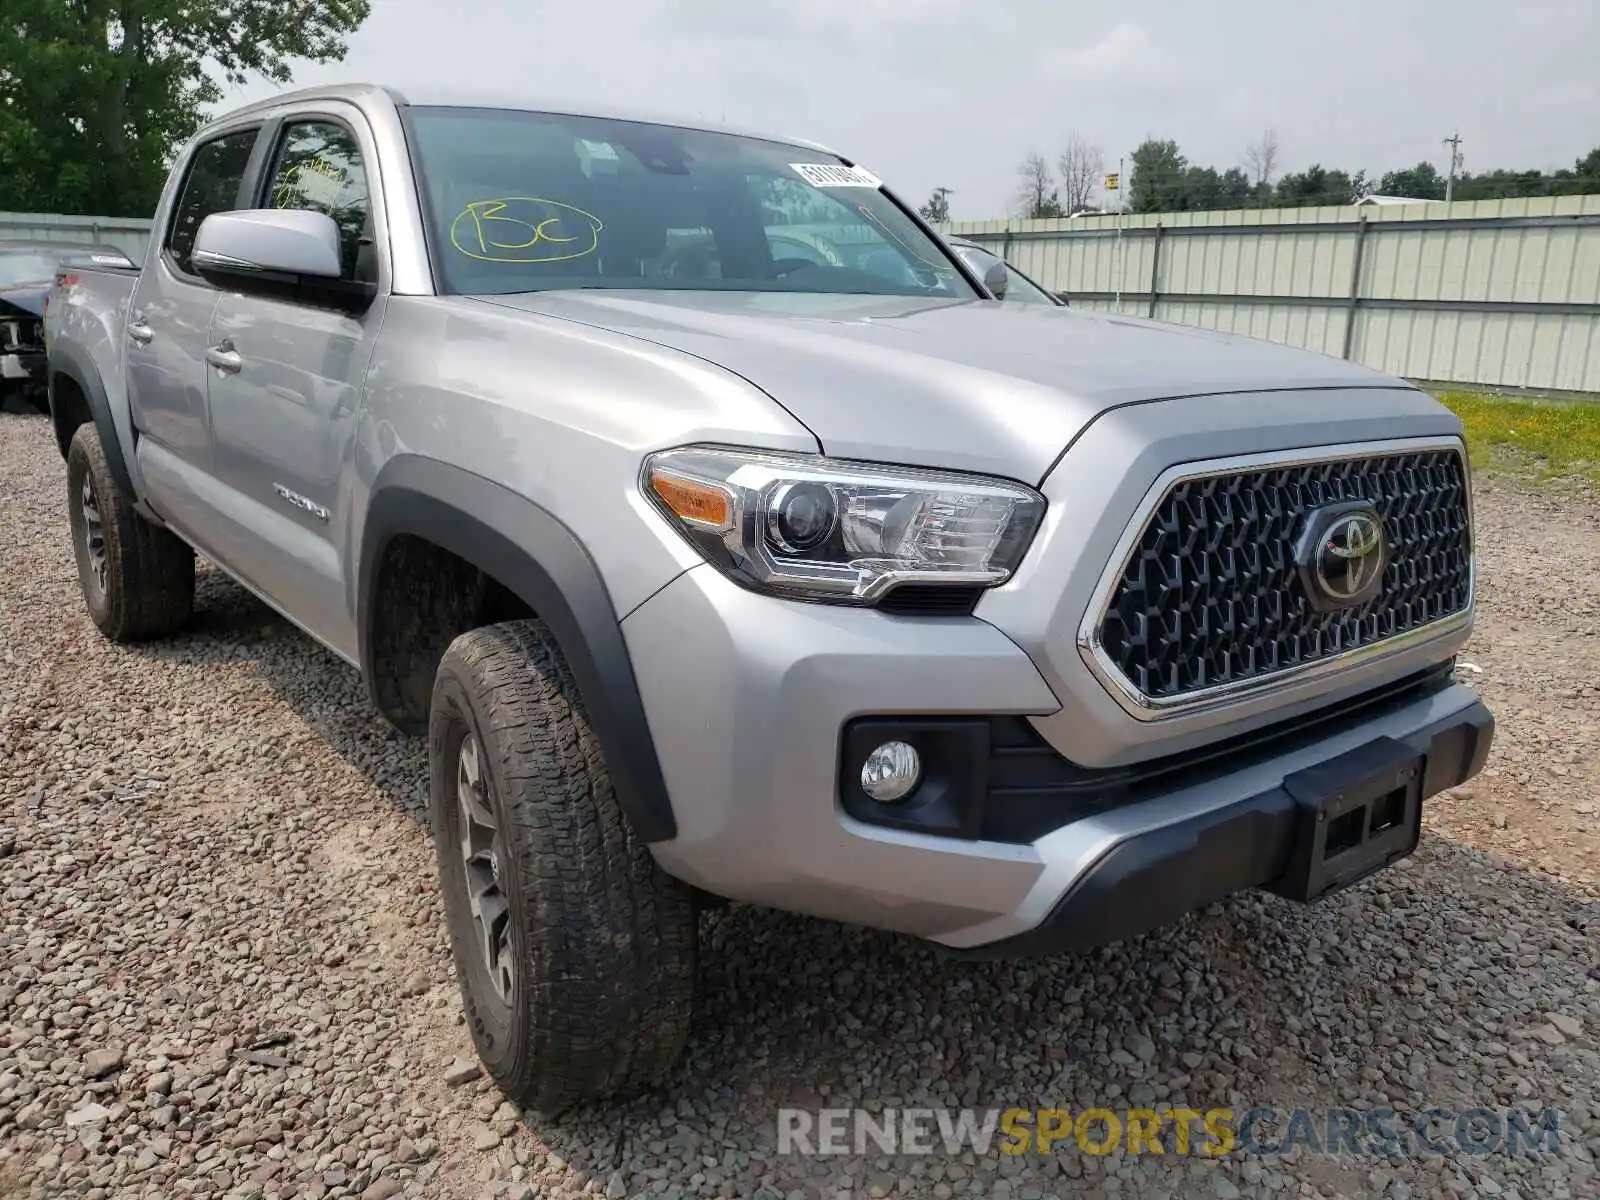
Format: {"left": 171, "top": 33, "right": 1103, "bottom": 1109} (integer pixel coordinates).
{"left": 405, "top": 106, "right": 976, "bottom": 300}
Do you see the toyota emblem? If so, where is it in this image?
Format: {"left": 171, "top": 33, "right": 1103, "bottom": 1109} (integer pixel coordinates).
{"left": 1294, "top": 503, "right": 1389, "bottom": 611}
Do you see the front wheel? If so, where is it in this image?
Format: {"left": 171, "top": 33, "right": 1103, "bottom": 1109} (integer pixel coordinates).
{"left": 428, "top": 620, "right": 697, "bottom": 1114}
{"left": 65, "top": 424, "right": 194, "bottom": 641}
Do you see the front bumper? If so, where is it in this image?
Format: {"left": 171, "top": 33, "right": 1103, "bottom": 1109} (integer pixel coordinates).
{"left": 622, "top": 564, "right": 1492, "bottom": 951}
{"left": 950, "top": 696, "right": 1492, "bottom": 958}
{"left": 1, "top": 351, "right": 45, "bottom": 381}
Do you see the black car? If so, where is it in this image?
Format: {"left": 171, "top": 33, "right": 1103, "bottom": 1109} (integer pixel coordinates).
{"left": 1, "top": 240, "right": 138, "bottom": 412}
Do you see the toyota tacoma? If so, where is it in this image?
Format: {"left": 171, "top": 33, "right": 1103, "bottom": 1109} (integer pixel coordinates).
{"left": 44, "top": 84, "right": 1493, "bottom": 1113}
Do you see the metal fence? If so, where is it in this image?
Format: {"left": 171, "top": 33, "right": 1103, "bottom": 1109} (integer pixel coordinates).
{"left": 947, "top": 195, "right": 1600, "bottom": 395}
{"left": 0, "top": 211, "right": 153, "bottom": 263}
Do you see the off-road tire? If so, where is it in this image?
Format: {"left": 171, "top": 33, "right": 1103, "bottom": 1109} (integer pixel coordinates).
{"left": 65, "top": 424, "right": 194, "bottom": 641}
{"left": 429, "top": 619, "right": 697, "bottom": 1114}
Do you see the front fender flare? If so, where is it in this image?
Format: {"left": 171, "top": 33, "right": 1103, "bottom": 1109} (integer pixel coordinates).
{"left": 359, "top": 456, "right": 677, "bottom": 843}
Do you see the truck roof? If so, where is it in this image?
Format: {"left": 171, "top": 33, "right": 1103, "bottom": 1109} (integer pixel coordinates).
{"left": 214, "top": 82, "right": 842, "bottom": 159}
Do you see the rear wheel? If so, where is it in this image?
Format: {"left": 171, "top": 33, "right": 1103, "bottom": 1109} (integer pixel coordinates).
{"left": 429, "top": 619, "right": 697, "bottom": 1114}
{"left": 65, "top": 424, "right": 194, "bottom": 641}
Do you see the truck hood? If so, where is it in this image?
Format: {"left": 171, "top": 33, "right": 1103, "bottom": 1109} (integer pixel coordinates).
{"left": 473, "top": 290, "right": 1408, "bottom": 482}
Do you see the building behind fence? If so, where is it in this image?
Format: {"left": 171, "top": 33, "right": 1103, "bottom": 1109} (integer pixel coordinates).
{"left": 948, "top": 194, "right": 1600, "bottom": 395}
{"left": 6, "top": 194, "right": 1599, "bottom": 394}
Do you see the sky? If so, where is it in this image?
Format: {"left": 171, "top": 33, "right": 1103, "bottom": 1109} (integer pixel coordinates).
{"left": 219, "top": 0, "right": 1600, "bottom": 219}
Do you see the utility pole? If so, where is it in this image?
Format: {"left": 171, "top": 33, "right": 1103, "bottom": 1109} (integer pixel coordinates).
{"left": 1115, "top": 155, "right": 1125, "bottom": 308}
{"left": 1443, "top": 132, "right": 1464, "bottom": 203}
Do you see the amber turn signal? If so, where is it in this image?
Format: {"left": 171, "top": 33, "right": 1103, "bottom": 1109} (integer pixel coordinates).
{"left": 649, "top": 470, "right": 733, "bottom": 529}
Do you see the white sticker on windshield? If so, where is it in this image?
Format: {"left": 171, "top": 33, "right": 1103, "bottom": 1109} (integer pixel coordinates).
{"left": 790, "top": 162, "right": 883, "bottom": 189}
{"left": 578, "top": 139, "right": 620, "bottom": 162}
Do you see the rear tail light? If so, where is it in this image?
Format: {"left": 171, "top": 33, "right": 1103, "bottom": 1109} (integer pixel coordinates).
{"left": 45, "top": 272, "right": 78, "bottom": 322}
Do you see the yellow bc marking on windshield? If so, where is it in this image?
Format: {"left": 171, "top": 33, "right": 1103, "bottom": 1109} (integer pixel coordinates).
{"left": 449, "top": 198, "right": 604, "bottom": 264}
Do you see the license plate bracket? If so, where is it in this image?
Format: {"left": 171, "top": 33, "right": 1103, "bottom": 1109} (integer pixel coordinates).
{"left": 1268, "top": 736, "right": 1424, "bottom": 903}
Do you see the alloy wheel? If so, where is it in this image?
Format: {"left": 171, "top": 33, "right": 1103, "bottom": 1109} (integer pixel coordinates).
{"left": 456, "top": 732, "right": 515, "bottom": 1004}
{"left": 80, "top": 477, "right": 107, "bottom": 596}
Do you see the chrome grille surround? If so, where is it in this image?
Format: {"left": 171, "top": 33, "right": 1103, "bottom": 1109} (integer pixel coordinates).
{"left": 1077, "top": 436, "right": 1475, "bottom": 721}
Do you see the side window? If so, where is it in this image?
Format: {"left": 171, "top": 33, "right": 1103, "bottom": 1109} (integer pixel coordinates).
{"left": 165, "top": 130, "right": 258, "bottom": 276}
{"left": 266, "top": 121, "right": 371, "bottom": 280}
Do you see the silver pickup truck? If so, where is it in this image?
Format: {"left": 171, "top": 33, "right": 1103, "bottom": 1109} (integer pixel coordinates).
{"left": 45, "top": 83, "right": 1493, "bottom": 1114}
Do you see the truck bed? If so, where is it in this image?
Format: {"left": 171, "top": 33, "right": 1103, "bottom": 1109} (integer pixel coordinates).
{"left": 44, "top": 264, "right": 141, "bottom": 477}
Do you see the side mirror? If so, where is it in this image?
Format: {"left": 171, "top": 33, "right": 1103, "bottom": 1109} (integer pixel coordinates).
{"left": 982, "top": 259, "right": 1008, "bottom": 301}
{"left": 195, "top": 209, "right": 342, "bottom": 277}
{"left": 193, "top": 209, "right": 373, "bottom": 311}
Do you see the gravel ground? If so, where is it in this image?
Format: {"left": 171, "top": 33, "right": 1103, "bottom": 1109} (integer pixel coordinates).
{"left": 2, "top": 409, "right": 1597, "bottom": 1200}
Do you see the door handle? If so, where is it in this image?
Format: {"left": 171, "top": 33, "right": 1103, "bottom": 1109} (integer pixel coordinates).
{"left": 205, "top": 342, "right": 243, "bottom": 374}
{"left": 128, "top": 322, "right": 154, "bottom": 344}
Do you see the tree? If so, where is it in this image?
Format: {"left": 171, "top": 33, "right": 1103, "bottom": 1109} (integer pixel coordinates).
{"left": 918, "top": 187, "right": 952, "bottom": 223}
{"left": 0, "top": 1, "right": 370, "bottom": 217}
{"left": 1377, "top": 162, "right": 1446, "bottom": 200}
{"left": 1220, "top": 167, "right": 1255, "bottom": 208}
{"left": 1244, "top": 128, "right": 1281, "bottom": 190}
{"left": 1274, "top": 164, "right": 1356, "bottom": 207}
{"left": 1178, "top": 165, "right": 1224, "bottom": 211}
{"left": 1453, "top": 169, "right": 1553, "bottom": 201}
{"left": 1014, "top": 152, "right": 1062, "bottom": 218}
{"left": 1056, "top": 134, "right": 1103, "bottom": 214}
{"left": 1028, "top": 133, "right": 1597, "bottom": 217}
{"left": 1129, "top": 138, "right": 1186, "bottom": 213}
{"left": 1438, "top": 147, "right": 1600, "bottom": 200}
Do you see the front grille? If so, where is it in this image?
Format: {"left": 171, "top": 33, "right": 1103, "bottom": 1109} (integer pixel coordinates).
{"left": 1097, "top": 447, "right": 1472, "bottom": 703}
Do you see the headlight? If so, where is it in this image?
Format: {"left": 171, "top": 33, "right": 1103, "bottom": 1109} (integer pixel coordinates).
{"left": 642, "top": 446, "right": 1046, "bottom": 604}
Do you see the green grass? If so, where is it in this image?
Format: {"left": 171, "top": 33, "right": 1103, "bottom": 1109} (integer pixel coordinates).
{"left": 1432, "top": 390, "right": 1600, "bottom": 485}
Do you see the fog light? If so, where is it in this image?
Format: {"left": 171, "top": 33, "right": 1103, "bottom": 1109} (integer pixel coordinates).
{"left": 860, "top": 740, "right": 921, "bottom": 803}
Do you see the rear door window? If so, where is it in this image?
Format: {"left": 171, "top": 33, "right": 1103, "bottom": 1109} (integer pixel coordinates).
{"left": 165, "top": 130, "right": 259, "bottom": 276}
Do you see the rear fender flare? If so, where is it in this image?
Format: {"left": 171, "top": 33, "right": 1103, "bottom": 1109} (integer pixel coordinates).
{"left": 47, "top": 341, "right": 137, "bottom": 497}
